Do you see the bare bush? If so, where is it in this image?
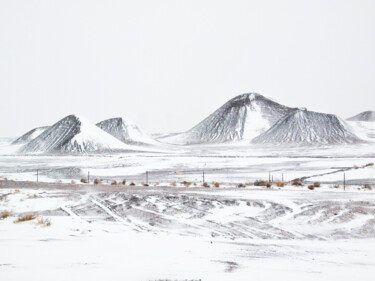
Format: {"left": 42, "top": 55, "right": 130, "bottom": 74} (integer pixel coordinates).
{"left": 37, "top": 218, "right": 51, "bottom": 227}
{"left": 308, "top": 185, "right": 315, "bottom": 190}
{"left": 364, "top": 184, "right": 373, "bottom": 190}
{"left": 111, "top": 180, "right": 118, "bottom": 185}
{"left": 181, "top": 181, "right": 192, "bottom": 187}
{"left": 214, "top": 182, "right": 220, "bottom": 188}
{"left": 274, "top": 180, "right": 286, "bottom": 187}
{"left": 203, "top": 182, "right": 210, "bottom": 188}
{"left": 254, "top": 180, "right": 269, "bottom": 186}
{"left": 80, "top": 179, "right": 88, "bottom": 184}
{"left": 14, "top": 213, "right": 38, "bottom": 223}
{"left": 245, "top": 182, "right": 254, "bottom": 186}
{"left": 1, "top": 211, "right": 10, "bottom": 219}
{"left": 129, "top": 182, "right": 135, "bottom": 186}
{"left": 237, "top": 183, "right": 245, "bottom": 188}
{"left": 94, "top": 179, "right": 101, "bottom": 185}
{"left": 122, "top": 179, "right": 127, "bottom": 185}
{"left": 365, "top": 163, "right": 374, "bottom": 167}
{"left": 313, "top": 182, "right": 321, "bottom": 188}
{"left": 333, "top": 184, "right": 340, "bottom": 189}
{"left": 291, "top": 178, "right": 303, "bottom": 186}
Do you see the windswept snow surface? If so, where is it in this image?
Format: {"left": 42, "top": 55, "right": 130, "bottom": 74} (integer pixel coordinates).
{"left": 348, "top": 111, "right": 375, "bottom": 122}
{"left": 96, "top": 117, "right": 158, "bottom": 145}
{"left": 348, "top": 121, "right": 375, "bottom": 142}
{"left": 252, "top": 108, "right": 361, "bottom": 145}
{"left": 159, "top": 93, "right": 294, "bottom": 144}
{"left": 20, "top": 115, "right": 132, "bottom": 154}
{"left": 12, "top": 126, "right": 49, "bottom": 145}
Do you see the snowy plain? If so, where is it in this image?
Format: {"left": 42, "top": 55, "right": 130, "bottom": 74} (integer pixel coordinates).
{"left": 1, "top": 138, "right": 375, "bottom": 281}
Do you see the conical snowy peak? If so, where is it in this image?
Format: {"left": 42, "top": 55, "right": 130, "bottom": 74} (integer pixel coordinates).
{"left": 347, "top": 111, "right": 375, "bottom": 122}
{"left": 252, "top": 109, "right": 361, "bottom": 145}
{"left": 159, "top": 93, "right": 294, "bottom": 144}
{"left": 96, "top": 117, "right": 157, "bottom": 145}
{"left": 12, "top": 126, "right": 49, "bottom": 145}
{"left": 20, "top": 114, "right": 130, "bottom": 154}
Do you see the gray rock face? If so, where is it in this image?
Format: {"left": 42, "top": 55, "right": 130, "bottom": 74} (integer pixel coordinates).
{"left": 347, "top": 111, "right": 375, "bottom": 122}
{"left": 159, "top": 93, "right": 294, "bottom": 144}
{"left": 252, "top": 108, "right": 361, "bottom": 145}
{"left": 20, "top": 115, "right": 128, "bottom": 154}
{"left": 12, "top": 126, "right": 49, "bottom": 145}
{"left": 96, "top": 117, "right": 157, "bottom": 145}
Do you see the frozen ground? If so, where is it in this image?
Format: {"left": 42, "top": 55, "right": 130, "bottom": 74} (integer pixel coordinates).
{"left": 1, "top": 181, "right": 375, "bottom": 281}
{"left": 0, "top": 141, "right": 375, "bottom": 280}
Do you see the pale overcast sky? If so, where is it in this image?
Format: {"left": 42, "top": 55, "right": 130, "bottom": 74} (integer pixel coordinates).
{"left": 1, "top": 0, "right": 374, "bottom": 137}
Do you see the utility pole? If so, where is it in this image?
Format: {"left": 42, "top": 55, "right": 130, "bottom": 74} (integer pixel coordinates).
{"left": 37, "top": 169, "right": 39, "bottom": 183}
{"left": 269, "top": 172, "right": 271, "bottom": 184}
{"left": 146, "top": 171, "right": 149, "bottom": 185}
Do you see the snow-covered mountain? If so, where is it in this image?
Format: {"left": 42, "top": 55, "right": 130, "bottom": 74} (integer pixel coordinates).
{"left": 12, "top": 126, "right": 49, "bottom": 145}
{"left": 96, "top": 117, "right": 157, "bottom": 145}
{"left": 347, "top": 111, "right": 375, "bottom": 122}
{"left": 252, "top": 108, "right": 361, "bottom": 145}
{"left": 20, "top": 115, "right": 131, "bottom": 154}
{"left": 159, "top": 93, "right": 294, "bottom": 144}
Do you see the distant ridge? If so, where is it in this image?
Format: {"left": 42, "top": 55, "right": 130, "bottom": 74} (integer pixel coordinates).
{"left": 97, "top": 117, "right": 157, "bottom": 145}
{"left": 20, "top": 114, "right": 130, "bottom": 153}
{"left": 347, "top": 111, "right": 375, "bottom": 122}
{"left": 12, "top": 126, "right": 49, "bottom": 145}
{"left": 252, "top": 108, "right": 361, "bottom": 145}
{"left": 159, "top": 93, "right": 294, "bottom": 144}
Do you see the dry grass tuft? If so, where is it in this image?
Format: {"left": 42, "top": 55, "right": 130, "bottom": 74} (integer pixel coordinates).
{"left": 274, "top": 180, "right": 287, "bottom": 187}
{"left": 313, "top": 182, "right": 321, "bottom": 188}
{"left": 203, "top": 182, "right": 210, "bottom": 188}
{"left": 364, "top": 184, "right": 373, "bottom": 190}
{"left": 333, "top": 184, "right": 340, "bottom": 189}
{"left": 80, "top": 179, "right": 88, "bottom": 184}
{"left": 254, "top": 180, "right": 269, "bottom": 187}
{"left": 122, "top": 179, "right": 127, "bottom": 185}
{"left": 111, "top": 180, "right": 118, "bottom": 185}
{"left": 129, "top": 182, "right": 136, "bottom": 186}
{"left": 237, "top": 183, "right": 245, "bottom": 188}
{"left": 365, "top": 163, "right": 374, "bottom": 167}
{"left": 14, "top": 212, "right": 38, "bottom": 223}
{"left": 308, "top": 185, "right": 315, "bottom": 190}
{"left": 353, "top": 165, "right": 359, "bottom": 169}
{"left": 37, "top": 218, "right": 51, "bottom": 227}
{"left": 170, "top": 181, "right": 177, "bottom": 187}
{"left": 1, "top": 210, "right": 10, "bottom": 219}
{"left": 245, "top": 182, "right": 254, "bottom": 186}
{"left": 181, "top": 181, "right": 192, "bottom": 187}
{"left": 213, "top": 182, "right": 220, "bottom": 188}
{"left": 94, "top": 179, "right": 101, "bottom": 185}
{"left": 291, "top": 178, "right": 303, "bottom": 186}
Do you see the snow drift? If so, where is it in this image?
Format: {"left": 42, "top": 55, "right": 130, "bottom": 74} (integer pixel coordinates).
{"left": 12, "top": 126, "right": 49, "bottom": 145}
{"left": 159, "top": 93, "right": 294, "bottom": 144}
{"left": 96, "top": 117, "right": 157, "bottom": 145}
{"left": 20, "top": 115, "right": 131, "bottom": 154}
{"left": 347, "top": 111, "right": 375, "bottom": 122}
{"left": 252, "top": 108, "right": 361, "bottom": 145}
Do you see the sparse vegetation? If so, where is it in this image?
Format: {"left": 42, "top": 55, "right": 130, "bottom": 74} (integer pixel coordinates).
{"left": 181, "top": 181, "right": 192, "bottom": 187}
{"left": 308, "top": 185, "right": 315, "bottom": 190}
{"left": 1, "top": 210, "right": 10, "bottom": 219}
{"left": 37, "top": 218, "right": 51, "bottom": 227}
{"left": 203, "top": 182, "right": 210, "bottom": 188}
{"left": 237, "top": 183, "right": 245, "bottom": 188}
{"left": 365, "top": 163, "right": 374, "bottom": 167}
{"left": 313, "top": 182, "right": 321, "bottom": 188}
{"left": 129, "top": 182, "right": 135, "bottom": 186}
{"left": 333, "top": 184, "right": 340, "bottom": 189}
{"left": 80, "top": 178, "right": 88, "bottom": 184}
{"left": 274, "top": 180, "right": 287, "bottom": 187}
{"left": 291, "top": 178, "right": 303, "bottom": 186}
{"left": 364, "top": 184, "right": 373, "bottom": 190}
{"left": 14, "top": 212, "right": 38, "bottom": 223}
{"left": 214, "top": 182, "right": 220, "bottom": 188}
{"left": 94, "top": 179, "right": 101, "bottom": 185}
{"left": 245, "top": 182, "right": 254, "bottom": 186}
{"left": 170, "top": 181, "right": 177, "bottom": 187}
{"left": 254, "top": 180, "right": 269, "bottom": 186}
{"left": 122, "top": 179, "right": 127, "bottom": 185}
{"left": 111, "top": 180, "right": 118, "bottom": 185}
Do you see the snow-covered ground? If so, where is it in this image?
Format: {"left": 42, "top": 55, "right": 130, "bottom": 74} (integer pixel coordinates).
{"left": 1, "top": 141, "right": 375, "bottom": 280}
{"left": 1, "top": 182, "right": 375, "bottom": 281}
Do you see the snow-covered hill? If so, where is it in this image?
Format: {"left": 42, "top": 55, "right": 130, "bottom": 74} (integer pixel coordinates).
{"left": 12, "top": 126, "right": 49, "bottom": 145}
{"left": 97, "top": 117, "right": 158, "bottom": 145}
{"left": 20, "top": 115, "right": 131, "bottom": 154}
{"left": 252, "top": 108, "right": 361, "bottom": 145}
{"left": 159, "top": 93, "right": 294, "bottom": 144}
{"left": 347, "top": 111, "right": 375, "bottom": 122}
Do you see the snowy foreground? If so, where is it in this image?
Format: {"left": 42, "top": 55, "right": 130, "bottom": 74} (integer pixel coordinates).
{"left": 1, "top": 181, "right": 375, "bottom": 281}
